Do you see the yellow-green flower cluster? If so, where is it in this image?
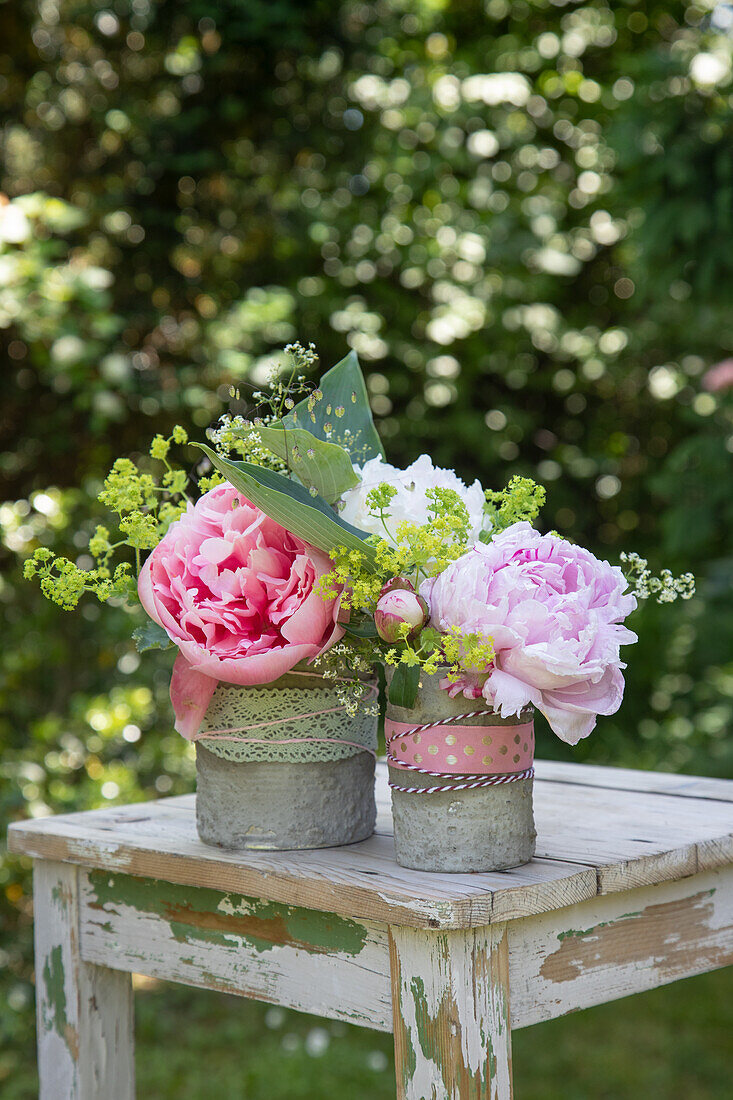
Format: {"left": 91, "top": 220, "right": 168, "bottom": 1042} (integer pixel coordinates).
{"left": 317, "top": 547, "right": 383, "bottom": 611}
{"left": 27, "top": 427, "right": 191, "bottom": 611}
{"left": 24, "top": 549, "right": 92, "bottom": 609}
{"left": 98, "top": 458, "right": 156, "bottom": 514}
{"left": 366, "top": 485, "right": 474, "bottom": 584}
{"left": 119, "top": 513, "right": 159, "bottom": 550}
{"left": 442, "top": 627, "right": 495, "bottom": 682}
{"left": 317, "top": 483, "right": 494, "bottom": 684}
{"left": 197, "top": 470, "right": 226, "bottom": 492}
{"left": 382, "top": 624, "right": 495, "bottom": 684}
{"left": 319, "top": 530, "right": 455, "bottom": 617}
{"left": 149, "top": 426, "right": 189, "bottom": 459}
{"left": 483, "top": 476, "right": 546, "bottom": 535}
{"left": 23, "top": 550, "right": 133, "bottom": 610}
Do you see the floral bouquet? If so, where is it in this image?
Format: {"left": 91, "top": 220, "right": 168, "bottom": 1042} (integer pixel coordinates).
{"left": 27, "top": 344, "right": 694, "bottom": 861}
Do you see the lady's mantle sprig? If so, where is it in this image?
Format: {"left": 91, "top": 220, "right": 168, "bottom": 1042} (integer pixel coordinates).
{"left": 383, "top": 623, "right": 495, "bottom": 681}
{"left": 24, "top": 427, "right": 191, "bottom": 610}
{"left": 319, "top": 484, "right": 475, "bottom": 616}
{"left": 23, "top": 548, "right": 126, "bottom": 610}
{"left": 482, "top": 475, "right": 546, "bottom": 536}
{"left": 620, "top": 552, "right": 696, "bottom": 603}
{"left": 316, "top": 483, "right": 495, "bottom": 689}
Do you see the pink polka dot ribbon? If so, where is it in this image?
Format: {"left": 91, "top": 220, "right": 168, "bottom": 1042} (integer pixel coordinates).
{"left": 386, "top": 718, "right": 534, "bottom": 776}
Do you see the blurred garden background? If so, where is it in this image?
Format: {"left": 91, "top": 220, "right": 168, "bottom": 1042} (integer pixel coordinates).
{"left": 1, "top": 0, "right": 732, "bottom": 1096}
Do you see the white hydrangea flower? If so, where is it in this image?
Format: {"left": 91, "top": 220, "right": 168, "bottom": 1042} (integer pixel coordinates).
{"left": 338, "top": 454, "right": 487, "bottom": 546}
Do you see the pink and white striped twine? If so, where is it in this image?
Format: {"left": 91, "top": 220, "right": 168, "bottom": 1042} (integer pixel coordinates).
{"left": 386, "top": 709, "right": 535, "bottom": 795}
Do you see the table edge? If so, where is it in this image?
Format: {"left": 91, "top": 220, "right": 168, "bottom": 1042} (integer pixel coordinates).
{"left": 8, "top": 815, "right": 733, "bottom": 931}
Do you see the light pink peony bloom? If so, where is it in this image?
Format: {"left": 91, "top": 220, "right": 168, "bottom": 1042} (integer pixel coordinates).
{"left": 139, "top": 484, "right": 344, "bottom": 738}
{"left": 421, "top": 522, "right": 637, "bottom": 744}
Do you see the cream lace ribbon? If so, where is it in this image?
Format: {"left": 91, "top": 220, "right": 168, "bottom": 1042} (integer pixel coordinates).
{"left": 195, "top": 680, "right": 378, "bottom": 764}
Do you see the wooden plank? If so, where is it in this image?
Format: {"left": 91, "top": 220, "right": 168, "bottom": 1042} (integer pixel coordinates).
{"left": 10, "top": 761, "right": 733, "bottom": 930}
{"left": 507, "top": 866, "right": 733, "bottom": 1030}
{"left": 533, "top": 780, "right": 733, "bottom": 890}
{"left": 79, "top": 869, "right": 393, "bottom": 1031}
{"left": 535, "top": 759, "right": 733, "bottom": 802}
{"left": 698, "top": 833, "right": 733, "bottom": 873}
{"left": 33, "top": 861, "right": 134, "bottom": 1100}
{"left": 535, "top": 778, "right": 733, "bottom": 852}
{"left": 76, "top": 863, "right": 733, "bottom": 1043}
{"left": 390, "top": 924, "right": 513, "bottom": 1100}
{"left": 9, "top": 801, "right": 597, "bottom": 931}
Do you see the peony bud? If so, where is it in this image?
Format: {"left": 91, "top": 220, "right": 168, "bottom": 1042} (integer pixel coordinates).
{"left": 380, "top": 576, "right": 415, "bottom": 598}
{"left": 374, "top": 588, "right": 429, "bottom": 643}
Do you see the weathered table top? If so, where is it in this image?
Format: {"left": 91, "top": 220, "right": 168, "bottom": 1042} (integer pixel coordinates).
{"left": 9, "top": 759, "right": 733, "bottom": 930}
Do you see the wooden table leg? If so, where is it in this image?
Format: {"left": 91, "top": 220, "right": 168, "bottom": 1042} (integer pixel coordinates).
{"left": 34, "top": 860, "right": 135, "bottom": 1100}
{"left": 389, "top": 923, "right": 513, "bottom": 1100}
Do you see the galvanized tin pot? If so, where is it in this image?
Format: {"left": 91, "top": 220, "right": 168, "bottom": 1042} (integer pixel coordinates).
{"left": 386, "top": 669, "right": 536, "bottom": 872}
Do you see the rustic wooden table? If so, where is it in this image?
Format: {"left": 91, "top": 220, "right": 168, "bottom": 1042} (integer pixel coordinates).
{"left": 9, "top": 759, "right": 733, "bottom": 1100}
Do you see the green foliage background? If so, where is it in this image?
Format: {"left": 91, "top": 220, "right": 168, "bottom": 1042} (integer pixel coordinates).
{"left": 1, "top": 0, "right": 732, "bottom": 1094}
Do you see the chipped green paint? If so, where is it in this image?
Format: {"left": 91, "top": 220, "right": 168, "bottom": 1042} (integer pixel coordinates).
{"left": 391, "top": 928, "right": 512, "bottom": 1098}
{"left": 409, "top": 976, "right": 430, "bottom": 1062}
{"left": 556, "top": 890, "right": 716, "bottom": 942}
{"left": 86, "top": 871, "right": 368, "bottom": 956}
{"left": 409, "top": 972, "right": 489, "bottom": 1097}
{"left": 42, "top": 945, "right": 70, "bottom": 1043}
{"left": 51, "top": 883, "right": 68, "bottom": 906}
{"left": 390, "top": 944, "right": 416, "bottom": 1093}
{"left": 557, "top": 918, "right": 637, "bottom": 941}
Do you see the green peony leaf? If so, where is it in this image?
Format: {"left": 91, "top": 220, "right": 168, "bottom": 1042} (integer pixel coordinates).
{"left": 132, "top": 618, "right": 174, "bottom": 653}
{"left": 283, "top": 349, "right": 384, "bottom": 465}
{"left": 238, "top": 423, "right": 359, "bottom": 503}
{"left": 388, "top": 662, "right": 420, "bottom": 709}
{"left": 343, "top": 617, "right": 379, "bottom": 639}
{"left": 196, "top": 444, "right": 378, "bottom": 569}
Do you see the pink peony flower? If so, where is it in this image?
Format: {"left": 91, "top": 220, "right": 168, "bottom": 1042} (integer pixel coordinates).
{"left": 139, "top": 484, "right": 344, "bottom": 738}
{"left": 702, "top": 359, "right": 733, "bottom": 393}
{"left": 421, "top": 522, "right": 637, "bottom": 745}
{"left": 374, "top": 587, "right": 428, "bottom": 643}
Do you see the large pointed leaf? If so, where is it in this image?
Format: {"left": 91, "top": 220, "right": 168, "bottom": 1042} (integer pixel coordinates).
{"left": 236, "top": 423, "right": 359, "bottom": 504}
{"left": 388, "top": 663, "right": 420, "bottom": 709}
{"left": 197, "top": 444, "right": 378, "bottom": 569}
{"left": 343, "top": 618, "right": 379, "bottom": 639}
{"left": 283, "top": 349, "right": 384, "bottom": 464}
{"left": 132, "top": 618, "right": 174, "bottom": 653}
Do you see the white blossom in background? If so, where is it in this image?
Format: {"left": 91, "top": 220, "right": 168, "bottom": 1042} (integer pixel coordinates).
{"left": 0, "top": 201, "right": 32, "bottom": 244}
{"left": 690, "top": 51, "right": 731, "bottom": 88}
{"left": 338, "top": 454, "right": 488, "bottom": 546}
{"left": 461, "top": 72, "right": 531, "bottom": 106}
